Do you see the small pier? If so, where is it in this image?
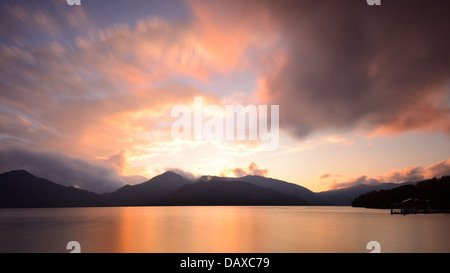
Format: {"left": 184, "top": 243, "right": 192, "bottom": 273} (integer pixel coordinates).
{"left": 390, "top": 206, "right": 417, "bottom": 215}
{"left": 391, "top": 198, "right": 437, "bottom": 215}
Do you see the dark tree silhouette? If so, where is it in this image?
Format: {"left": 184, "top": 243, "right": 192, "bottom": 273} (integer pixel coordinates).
{"left": 351, "top": 176, "right": 450, "bottom": 210}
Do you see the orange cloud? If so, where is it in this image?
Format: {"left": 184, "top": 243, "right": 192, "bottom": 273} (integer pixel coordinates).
{"left": 187, "top": 0, "right": 282, "bottom": 75}
{"left": 221, "top": 162, "right": 268, "bottom": 178}
{"left": 369, "top": 93, "right": 450, "bottom": 138}
{"left": 329, "top": 175, "right": 382, "bottom": 191}
{"left": 322, "top": 134, "right": 354, "bottom": 146}
{"left": 1, "top": 0, "right": 282, "bottom": 172}
{"left": 328, "top": 158, "right": 450, "bottom": 190}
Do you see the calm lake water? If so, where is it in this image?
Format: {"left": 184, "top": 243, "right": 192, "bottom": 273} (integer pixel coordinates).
{"left": 0, "top": 206, "right": 449, "bottom": 253}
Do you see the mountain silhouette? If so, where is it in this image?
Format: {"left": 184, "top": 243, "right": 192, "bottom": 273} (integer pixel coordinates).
{"left": 158, "top": 180, "right": 308, "bottom": 206}
{"left": 0, "top": 170, "right": 101, "bottom": 208}
{"left": 2, "top": 169, "right": 441, "bottom": 208}
{"left": 317, "top": 182, "right": 417, "bottom": 205}
{"left": 196, "top": 175, "right": 323, "bottom": 205}
{"left": 0, "top": 170, "right": 309, "bottom": 207}
{"left": 102, "top": 171, "right": 193, "bottom": 206}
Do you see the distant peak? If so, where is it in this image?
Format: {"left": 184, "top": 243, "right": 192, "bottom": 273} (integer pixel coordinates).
{"left": 149, "top": 170, "right": 190, "bottom": 181}
{"left": 161, "top": 171, "right": 181, "bottom": 177}
{"left": 197, "top": 175, "right": 214, "bottom": 181}
{"left": 2, "top": 169, "right": 34, "bottom": 177}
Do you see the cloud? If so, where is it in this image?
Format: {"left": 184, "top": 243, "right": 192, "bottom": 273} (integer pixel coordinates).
{"left": 0, "top": 144, "right": 125, "bottom": 193}
{"left": 247, "top": 162, "right": 269, "bottom": 176}
{"left": 164, "top": 167, "right": 198, "bottom": 180}
{"left": 0, "top": 2, "right": 227, "bottom": 168}
{"left": 322, "top": 135, "right": 354, "bottom": 146}
{"left": 329, "top": 175, "right": 382, "bottom": 191}
{"left": 0, "top": 0, "right": 92, "bottom": 45}
{"left": 319, "top": 173, "right": 342, "bottom": 180}
{"left": 319, "top": 174, "right": 331, "bottom": 180}
{"left": 384, "top": 159, "right": 450, "bottom": 183}
{"left": 1, "top": 0, "right": 449, "bottom": 190}
{"left": 424, "top": 159, "right": 450, "bottom": 178}
{"left": 208, "top": 0, "right": 450, "bottom": 138}
{"left": 221, "top": 162, "right": 268, "bottom": 177}
{"left": 121, "top": 175, "right": 149, "bottom": 186}
{"left": 187, "top": 0, "right": 279, "bottom": 74}
{"left": 328, "top": 158, "right": 450, "bottom": 190}
{"left": 384, "top": 166, "right": 425, "bottom": 183}
{"left": 99, "top": 150, "right": 127, "bottom": 173}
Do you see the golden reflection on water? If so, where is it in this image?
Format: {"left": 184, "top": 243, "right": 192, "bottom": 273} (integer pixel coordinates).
{"left": 111, "top": 206, "right": 450, "bottom": 253}
{"left": 117, "top": 206, "right": 264, "bottom": 253}
{"left": 1, "top": 206, "right": 449, "bottom": 253}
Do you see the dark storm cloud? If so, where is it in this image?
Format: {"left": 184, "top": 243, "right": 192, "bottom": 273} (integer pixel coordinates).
{"left": 0, "top": 144, "right": 125, "bottom": 193}
{"left": 255, "top": 0, "right": 450, "bottom": 137}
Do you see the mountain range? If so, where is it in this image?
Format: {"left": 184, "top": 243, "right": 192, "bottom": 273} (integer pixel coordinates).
{"left": 0, "top": 170, "right": 100, "bottom": 208}
{"left": 0, "top": 169, "right": 424, "bottom": 208}
{"left": 195, "top": 175, "right": 321, "bottom": 205}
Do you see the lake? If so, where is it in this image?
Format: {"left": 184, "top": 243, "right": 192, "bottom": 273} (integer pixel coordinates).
{"left": 0, "top": 206, "right": 449, "bottom": 253}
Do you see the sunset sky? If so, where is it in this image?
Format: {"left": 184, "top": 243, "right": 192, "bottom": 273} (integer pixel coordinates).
{"left": 0, "top": 0, "right": 449, "bottom": 193}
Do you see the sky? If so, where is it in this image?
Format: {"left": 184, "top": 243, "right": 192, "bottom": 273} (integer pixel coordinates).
{"left": 0, "top": 0, "right": 449, "bottom": 193}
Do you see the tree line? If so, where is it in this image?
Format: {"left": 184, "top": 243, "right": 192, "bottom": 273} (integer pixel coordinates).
{"left": 351, "top": 176, "right": 450, "bottom": 209}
